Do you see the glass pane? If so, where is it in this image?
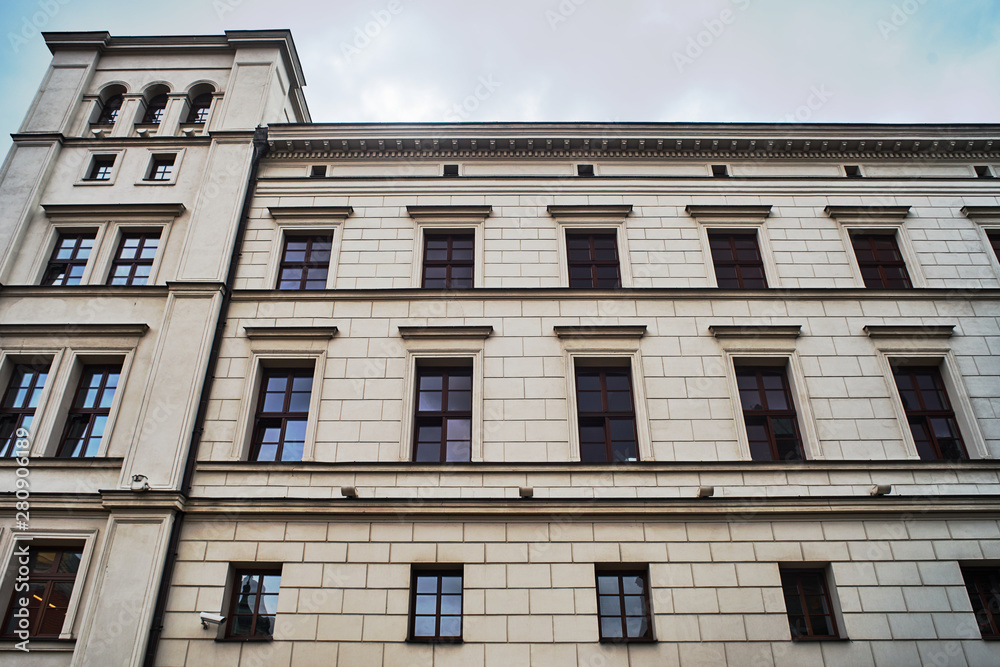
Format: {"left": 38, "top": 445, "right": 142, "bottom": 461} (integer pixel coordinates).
{"left": 597, "top": 575, "right": 619, "bottom": 595}
{"left": 288, "top": 390, "right": 311, "bottom": 413}
{"left": 625, "top": 616, "right": 648, "bottom": 638}
{"left": 445, "top": 439, "right": 471, "bottom": 462}
{"left": 622, "top": 575, "right": 645, "bottom": 595}
{"left": 255, "top": 615, "right": 275, "bottom": 637}
{"left": 576, "top": 373, "right": 601, "bottom": 391}
{"left": 415, "top": 594, "right": 437, "bottom": 614}
{"left": 599, "top": 596, "right": 621, "bottom": 615}
{"left": 577, "top": 391, "right": 603, "bottom": 412}
{"left": 414, "top": 440, "right": 441, "bottom": 463}
{"left": 580, "top": 441, "right": 608, "bottom": 463}
{"left": 440, "top": 594, "right": 462, "bottom": 615}
{"left": 439, "top": 615, "right": 461, "bottom": 637}
{"left": 447, "top": 387, "right": 471, "bottom": 412}
{"left": 416, "top": 576, "right": 438, "bottom": 593}
{"left": 600, "top": 616, "right": 623, "bottom": 638}
{"left": 413, "top": 616, "right": 436, "bottom": 637}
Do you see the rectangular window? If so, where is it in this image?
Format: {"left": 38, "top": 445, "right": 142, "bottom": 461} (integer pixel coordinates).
{"left": 422, "top": 233, "right": 474, "bottom": 289}
{"left": 575, "top": 365, "right": 639, "bottom": 463}
{"left": 227, "top": 569, "right": 281, "bottom": 639}
{"left": 106, "top": 232, "right": 160, "bottom": 286}
{"left": 962, "top": 567, "right": 1000, "bottom": 639}
{"left": 1, "top": 546, "right": 83, "bottom": 639}
{"left": 42, "top": 232, "right": 95, "bottom": 286}
{"left": 567, "top": 232, "right": 621, "bottom": 288}
{"left": 86, "top": 156, "right": 115, "bottom": 181}
{"left": 851, "top": 233, "right": 912, "bottom": 289}
{"left": 595, "top": 568, "right": 654, "bottom": 642}
{"left": 146, "top": 155, "right": 175, "bottom": 181}
{"left": 736, "top": 366, "right": 804, "bottom": 461}
{"left": 277, "top": 235, "right": 332, "bottom": 290}
{"left": 412, "top": 366, "right": 472, "bottom": 462}
{"left": 708, "top": 232, "right": 768, "bottom": 288}
{"left": 409, "top": 569, "right": 462, "bottom": 642}
{"left": 780, "top": 568, "right": 840, "bottom": 640}
{"left": 57, "top": 365, "right": 120, "bottom": 457}
{"left": 0, "top": 364, "right": 49, "bottom": 457}
{"left": 250, "top": 369, "right": 312, "bottom": 462}
{"left": 892, "top": 366, "right": 967, "bottom": 460}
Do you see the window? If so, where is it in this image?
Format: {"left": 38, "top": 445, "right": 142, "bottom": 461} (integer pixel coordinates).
{"left": 711, "top": 164, "right": 729, "bottom": 177}
{"left": 780, "top": 568, "right": 840, "bottom": 640}
{"left": 412, "top": 366, "right": 472, "bottom": 462}
{"left": 142, "top": 94, "right": 168, "bottom": 124}
{"left": 106, "top": 232, "right": 159, "bottom": 286}
{"left": 250, "top": 369, "right": 312, "bottom": 462}
{"left": 309, "top": 165, "right": 327, "bottom": 178}
{"left": 57, "top": 365, "right": 120, "bottom": 457}
{"left": 975, "top": 165, "right": 994, "bottom": 179}
{"left": 708, "top": 232, "right": 768, "bottom": 288}
{"left": 892, "top": 366, "right": 967, "bottom": 460}
{"left": 2, "top": 547, "right": 83, "bottom": 639}
{"left": 96, "top": 95, "right": 122, "bottom": 125}
{"left": 575, "top": 365, "right": 639, "bottom": 463}
{"left": 567, "top": 232, "right": 621, "bottom": 288}
{"left": 227, "top": 569, "right": 281, "bottom": 639}
{"left": 409, "top": 569, "right": 462, "bottom": 642}
{"left": 0, "top": 364, "right": 48, "bottom": 457}
{"left": 146, "top": 155, "right": 175, "bottom": 181}
{"left": 844, "top": 165, "right": 862, "bottom": 178}
{"left": 577, "top": 164, "right": 595, "bottom": 177}
{"left": 86, "top": 156, "right": 115, "bottom": 181}
{"left": 42, "top": 233, "right": 95, "bottom": 286}
{"left": 962, "top": 567, "right": 1000, "bottom": 639}
{"left": 735, "top": 366, "right": 805, "bottom": 461}
{"left": 277, "top": 235, "right": 332, "bottom": 290}
{"left": 850, "top": 233, "right": 912, "bottom": 289}
{"left": 422, "top": 233, "right": 474, "bottom": 289}
{"left": 442, "top": 164, "right": 459, "bottom": 177}
{"left": 186, "top": 93, "right": 212, "bottom": 124}
{"left": 989, "top": 231, "right": 1000, "bottom": 261}
{"left": 595, "top": 568, "right": 654, "bottom": 643}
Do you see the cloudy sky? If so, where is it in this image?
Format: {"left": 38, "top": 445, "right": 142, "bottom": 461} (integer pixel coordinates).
{"left": 1, "top": 0, "right": 998, "bottom": 155}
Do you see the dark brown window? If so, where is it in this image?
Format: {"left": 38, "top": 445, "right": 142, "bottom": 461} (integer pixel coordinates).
{"left": 422, "top": 233, "right": 473, "bottom": 289}
{"left": 2, "top": 547, "right": 82, "bottom": 639}
{"left": 567, "top": 232, "right": 620, "bottom": 288}
{"left": 57, "top": 365, "right": 120, "bottom": 458}
{"left": 227, "top": 569, "right": 280, "bottom": 639}
{"left": 595, "top": 569, "right": 654, "bottom": 642}
{"left": 42, "top": 233, "right": 95, "bottom": 286}
{"left": 989, "top": 232, "right": 1000, "bottom": 261}
{"left": 892, "top": 366, "right": 967, "bottom": 460}
{"left": 96, "top": 95, "right": 122, "bottom": 125}
{"left": 186, "top": 93, "right": 212, "bottom": 124}
{"left": 412, "top": 366, "right": 472, "bottom": 462}
{"left": 575, "top": 366, "right": 638, "bottom": 463}
{"left": 277, "top": 235, "right": 332, "bottom": 290}
{"left": 86, "top": 156, "right": 115, "bottom": 181}
{"left": 146, "top": 155, "right": 175, "bottom": 181}
{"left": 780, "top": 568, "right": 840, "bottom": 640}
{"left": 962, "top": 567, "right": 1000, "bottom": 639}
{"left": 409, "top": 569, "right": 462, "bottom": 642}
{"left": 851, "top": 233, "right": 912, "bottom": 289}
{"left": 106, "top": 232, "right": 159, "bottom": 286}
{"left": 736, "top": 366, "right": 804, "bottom": 461}
{"left": 142, "top": 94, "right": 168, "bottom": 124}
{"left": 0, "top": 364, "right": 49, "bottom": 457}
{"left": 250, "top": 369, "right": 312, "bottom": 462}
{"left": 708, "top": 232, "right": 768, "bottom": 288}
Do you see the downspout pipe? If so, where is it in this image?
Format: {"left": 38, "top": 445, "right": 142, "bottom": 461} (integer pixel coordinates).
{"left": 143, "top": 126, "right": 269, "bottom": 667}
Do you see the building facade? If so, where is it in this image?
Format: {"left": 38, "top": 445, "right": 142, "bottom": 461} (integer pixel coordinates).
{"left": 1, "top": 30, "right": 1000, "bottom": 667}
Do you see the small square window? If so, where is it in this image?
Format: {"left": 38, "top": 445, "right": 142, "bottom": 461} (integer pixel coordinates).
{"left": 443, "top": 164, "right": 459, "bottom": 177}
{"left": 57, "top": 365, "right": 121, "bottom": 458}
{"left": 708, "top": 232, "right": 768, "bottom": 289}
{"left": 850, "top": 233, "right": 912, "bottom": 289}
{"left": 975, "top": 165, "right": 994, "bottom": 179}
{"left": 0, "top": 363, "right": 50, "bottom": 456}
{"left": 86, "top": 156, "right": 115, "bottom": 181}
{"left": 409, "top": 569, "right": 463, "bottom": 642}
{"left": 844, "top": 165, "right": 862, "bottom": 178}
{"left": 892, "top": 365, "right": 967, "bottom": 461}
{"left": 250, "top": 368, "right": 313, "bottom": 462}
{"left": 711, "top": 164, "right": 729, "bottom": 177}
{"left": 780, "top": 568, "right": 840, "bottom": 640}
{"left": 226, "top": 569, "right": 281, "bottom": 639}
{"left": 962, "top": 567, "right": 1000, "bottom": 639}
{"left": 146, "top": 155, "right": 175, "bottom": 181}
{"left": 595, "top": 568, "right": 654, "bottom": 642}
{"left": 578, "top": 164, "right": 595, "bottom": 177}
{"left": 567, "top": 232, "right": 621, "bottom": 289}
{"left": 106, "top": 232, "right": 160, "bottom": 286}
{"left": 412, "top": 365, "right": 472, "bottom": 463}
{"left": 422, "top": 233, "right": 474, "bottom": 289}
{"left": 575, "top": 364, "right": 639, "bottom": 463}
{"left": 735, "top": 365, "right": 805, "bottom": 461}
{"left": 1, "top": 546, "right": 83, "bottom": 639}
{"left": 277, "top": 235, "right": 332, "bottom": 290}
{"left": 310, "top": 165, "right": 327, "bottom": 178}
{"left": 42, "top": 232, "right": 95, "bottom": 286}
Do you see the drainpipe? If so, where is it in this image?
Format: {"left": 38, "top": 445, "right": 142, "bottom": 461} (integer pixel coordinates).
{"left": 142, "top": 126, "right": 269, "bottom": 667}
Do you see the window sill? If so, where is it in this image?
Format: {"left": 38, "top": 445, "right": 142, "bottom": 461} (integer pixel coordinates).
{"left": 598, "top": 638, "right": 657, "bottom": 644}
{"left": 406, "top": 637, "right": 463, "bottom": 644}
{"left": 214, "top": 636, "right": 273, "bottom": 643}
{"left": 0, "top": 639, "right": 75, "bottom": 651}
{"left": 790, "top": 636, "right": 850, "bottom": 642}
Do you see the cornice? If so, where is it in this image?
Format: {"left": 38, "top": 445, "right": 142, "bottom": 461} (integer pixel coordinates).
{"left": 553, "top": 325, "right": 647, "bottom": 339}
{"left": 406, "top": 205, "right": 493, "bottom": 219}
{"left": 268, "top": 206, "right": 354, "bottom": 220}
{"left": 863, "top": 325, "right": 955, "bottom": 339}
{"left": 962, "top": 206, "right": 1000, "bottom": 220}
{"left": 547, "top": 205, "right": 633, "bottom": 218}
{"left": 709, "top": 325, "right": 802, "bottom": 339}
{"left": 398, "top": 325, "right": 494, "bottom": 340}
{"left": 41, "top": 203, "right": 186, "bottom": 220}
{"left": 0, "top": 323, "right": 148, "bottom": 337}
{"left": 825, "top": 205, "right": 911, "bottom": 221}
{"left": 685, "top": 205, "right": 772, "bottom": 220}
{"left": 243, "top": 326, "right": 338, "bottom": 340}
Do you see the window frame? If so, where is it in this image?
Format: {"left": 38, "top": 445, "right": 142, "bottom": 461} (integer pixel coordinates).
{"left": 421, "top": 231, "right": 475, "bottom": 289}
{"left": 408, "top": 567, "right": 464, "bottom": 643}
{"left": 734, "top": 364, "right": 806, "bottom": 462}
{"left": 264, "top": 207, "right": 352, "bottom": 290}
{"left": 410, "top": 217, "right": 486, "bottom": 289}
{"left": 55, "top": 363, "right": 122, "bottom": 459}
{"left": 1, "top": 546, "right": 83, "bottom": 640}
{"left": 566, "top": 231, "right": 622, "bottom": 289}
{"left": 276, "top": 233, "right": 334, "bottom": 290}
{"left": 223, "top": 567, "right": 282, "bottom": 641}
{"left": 411, "top": 364, "right": 474, "bottom": 463}
{"left": 961, "top": 566, "right": 1000, "bottom": 640}
{"left": 105, "top": 230, "right": 162, "bottom": 286}
{"left": 594, "top": 566, "right": 655, "bottom": 643}
{"left": 835, "top": 222, "right": 924, "bottom": 288}
{"left": 707, "top": 230, "right": 770, "bottom": 289}
{"left": 0, "top": 362, "right": 51, "bottom": 457}
{"left": 41, "top": 231, "right": 97, "bottom": 286}
{"left": 140, "top": 93, "right": 168, "bottom": 125}
{"left": 687, "top": 206, "right": 777, "bottom": 289}
{"left": 75, "top": 149, "right": 124, "bottom": 187}
{"left": 891, "top": 364, "right": 969, "bottom": 461}
{"left": 551, "top": 212, "right": 634, "bottom": 288}
{"left": 779, "top": 567, "right": 842, "bottom": 641}
{"left": 574, "top": 364, "right": 641, "bottom": 463}
{"left": 248, "top": 367, "right": 314, "bottom": 462}
{"left": 849, "top": 232, "right": 913, "bottom": 289}
{"left": 136, "top": 149, "right": 183, "bottom": 186}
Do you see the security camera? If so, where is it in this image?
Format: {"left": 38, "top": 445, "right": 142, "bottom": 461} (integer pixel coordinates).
{"left": 200, "top": 612, "right": 225, "bottom": 628}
